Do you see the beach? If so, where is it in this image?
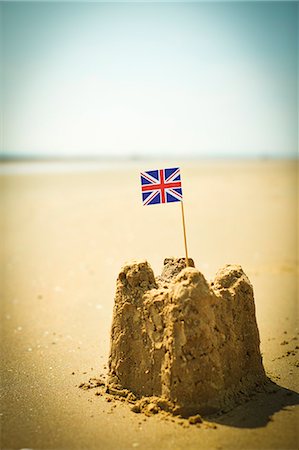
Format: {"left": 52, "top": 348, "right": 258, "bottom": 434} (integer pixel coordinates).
{"left": 1, "top": 159, "right": 298, "bottom": 450}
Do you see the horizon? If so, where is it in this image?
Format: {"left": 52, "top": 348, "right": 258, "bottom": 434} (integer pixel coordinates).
{"left": 1, "top": 152, "right": 297, "bottom": 162}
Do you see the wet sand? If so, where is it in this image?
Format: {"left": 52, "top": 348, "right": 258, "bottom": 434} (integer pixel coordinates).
{"left": 1, "top": 160, "right": 298, "bottom": 449}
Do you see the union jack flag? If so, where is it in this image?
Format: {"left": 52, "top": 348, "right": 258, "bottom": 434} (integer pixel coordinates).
{"left": 140, "top": 167, "right": 183, "bottom": 206}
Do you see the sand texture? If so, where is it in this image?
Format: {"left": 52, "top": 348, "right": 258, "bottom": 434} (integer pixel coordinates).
{"left": 1, "top": 160, "right": 298, "bottom": 450}
{"left": 109, "top": 258, "right": 267, "bottom": 416}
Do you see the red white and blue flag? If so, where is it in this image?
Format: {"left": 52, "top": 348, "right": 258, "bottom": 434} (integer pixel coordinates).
{"left": 140, "top": 167, "right": 183, "bottom": 206}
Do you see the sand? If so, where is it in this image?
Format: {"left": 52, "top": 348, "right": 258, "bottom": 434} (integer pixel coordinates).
{"left": 1, "top": 160, "right": 298, "bottom": 449}
{"left": 108, "top": 258, "right": 267, "bottom": 416}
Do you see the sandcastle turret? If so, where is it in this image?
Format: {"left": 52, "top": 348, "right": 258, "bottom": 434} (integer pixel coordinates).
{"left": 108, "top": 258, "right": 266, "bottom": 416}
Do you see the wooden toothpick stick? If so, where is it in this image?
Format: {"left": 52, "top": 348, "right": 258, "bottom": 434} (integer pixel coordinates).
{"left": 180, "top": 201, "right": 189, "bottom": 267}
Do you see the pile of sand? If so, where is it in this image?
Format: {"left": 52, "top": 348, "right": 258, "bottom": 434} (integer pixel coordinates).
{"left": 107, "top": 258, "right": 267, "bottom": 417}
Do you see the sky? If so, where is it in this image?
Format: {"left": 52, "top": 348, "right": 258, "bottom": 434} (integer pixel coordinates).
{"left": 1, "top": 1, "right": 298, "bottom": 159}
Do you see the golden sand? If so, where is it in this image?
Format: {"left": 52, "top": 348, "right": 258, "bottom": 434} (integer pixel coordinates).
{"left": 108, "top": 259, "right": 267, "bottom": 416}
{"left": 1, "top": 160, "right": 298, "bottom": 449}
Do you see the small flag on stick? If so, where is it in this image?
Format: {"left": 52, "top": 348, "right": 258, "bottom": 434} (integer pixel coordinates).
{"left": 140, "top": 167, "right": 189, "bottom": 267}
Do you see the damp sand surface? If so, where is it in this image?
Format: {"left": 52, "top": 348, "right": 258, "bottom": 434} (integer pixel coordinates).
{"left": 1, "top": 160, "right": 298, "bottom": 450}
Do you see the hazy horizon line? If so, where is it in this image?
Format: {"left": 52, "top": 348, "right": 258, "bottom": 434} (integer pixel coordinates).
{"left": 1, "top": 153, "right": 298, "bottom": 162}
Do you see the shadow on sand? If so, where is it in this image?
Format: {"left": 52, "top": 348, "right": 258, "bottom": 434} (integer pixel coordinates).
{"left": 210, "top": 380, "right": 299, "bottom": 428}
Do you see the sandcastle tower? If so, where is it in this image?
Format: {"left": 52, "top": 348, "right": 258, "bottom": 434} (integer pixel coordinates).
{"left": 108, "top": 258, "right": 267, "bottom": 416}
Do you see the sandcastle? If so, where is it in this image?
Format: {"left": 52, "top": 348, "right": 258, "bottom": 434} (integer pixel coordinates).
{"left": 108, "top": 258, "right": 267, "bottom": 416}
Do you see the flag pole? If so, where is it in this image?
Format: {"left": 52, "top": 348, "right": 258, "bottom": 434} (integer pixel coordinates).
{"left": 180, "top": 201, "right": 189, "bottom": 267}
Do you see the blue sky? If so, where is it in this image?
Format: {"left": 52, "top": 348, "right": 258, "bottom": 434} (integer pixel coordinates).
{"left": 1, "top": 1, "right": 298, "bottom": 158}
